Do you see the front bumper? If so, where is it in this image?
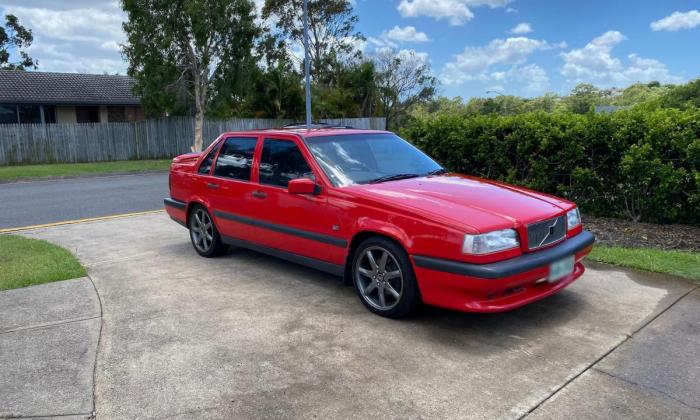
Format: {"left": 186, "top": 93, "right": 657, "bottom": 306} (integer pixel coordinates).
{"left": 411, "top": 231, "right": 595, "bottom": 313}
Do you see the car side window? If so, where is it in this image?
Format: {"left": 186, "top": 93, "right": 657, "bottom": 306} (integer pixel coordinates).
{"left": 259, "top": 139, "right": 314, "bottom": 188}
{"left": 198, "top": 141, "right": 222, "bottom": 175}
{"left": 213, "top": 137, "right": 257, "bottom": 181}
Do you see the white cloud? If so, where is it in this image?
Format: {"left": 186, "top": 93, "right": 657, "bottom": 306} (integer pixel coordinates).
{"left": 510, "top": 22, "right": 532, "bottom": 34}
{"left": 7, "top": 5, "right": 124, "bottom": 44}
{"left": 3, "top": 1, "right": 127, "bottom": 74}
{"left": 560, "top": 31, "right": 682, "bottom": 85}
{"left": 650, "top": 10, "right": 700, "bottom": 32}
{"left": 397, "top": 0, "right": 512, "bottom": 26}
{"left": 440, "top": 36, "right": 563, "bottom": 85}
{"left": 384, "top": 26, "right": 431, "bottom": 43}
{"left": 368, "top": 25, "right": 430, "bottom": 52}
{"left": 512, "top": 64, "right": 549, "bottom": 92}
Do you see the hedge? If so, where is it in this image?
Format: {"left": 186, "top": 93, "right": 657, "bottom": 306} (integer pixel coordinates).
{"left": 400, "top": 106, "right": 700, "bottom": 226}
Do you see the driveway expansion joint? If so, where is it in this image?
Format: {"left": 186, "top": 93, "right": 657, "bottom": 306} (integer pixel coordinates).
{"left": 520, "top": 283, "right": 700, "bottom": 419}
{"left": 0, "top": 315, "right": 101, "bottom": 335}
{"left": 591, "top": 367, "right": 700, "bottom": 411}
{"left": 0, "top": 411, "right": 94, "bottom": 419}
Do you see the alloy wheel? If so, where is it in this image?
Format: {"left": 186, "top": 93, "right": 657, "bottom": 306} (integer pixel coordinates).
{"left": 355, "top": 246, "right": 404, "bottom": 311}
{"left": 190, "top": 209, "right": 214, "bottom": 253}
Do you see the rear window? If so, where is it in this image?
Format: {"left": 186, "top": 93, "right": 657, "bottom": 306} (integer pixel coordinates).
{"left": 213, "top": 137, "right": 257, "bottom": 181}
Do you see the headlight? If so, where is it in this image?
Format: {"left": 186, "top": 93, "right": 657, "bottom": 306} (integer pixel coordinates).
{"left": 567, "top": 208, "right": 581, "bottom": 230}
{"left": 462, "top": 229, "right": 520, "bottom": 254}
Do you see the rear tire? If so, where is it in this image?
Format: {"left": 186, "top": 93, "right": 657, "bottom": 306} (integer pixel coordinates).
{"left": 188, "top": 205, "right": 227, "bottom": 258}
{"left": 351, "top": 237, "right": 420, "bottom": 318}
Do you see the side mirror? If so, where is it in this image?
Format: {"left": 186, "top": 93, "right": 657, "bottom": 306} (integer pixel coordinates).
{"left": 288, "top": 178, "right": 320, "bottom": 195}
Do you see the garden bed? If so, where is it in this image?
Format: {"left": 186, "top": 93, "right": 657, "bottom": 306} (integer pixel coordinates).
{"left": 583, "top": 215, "right": 700, "bottom": 252}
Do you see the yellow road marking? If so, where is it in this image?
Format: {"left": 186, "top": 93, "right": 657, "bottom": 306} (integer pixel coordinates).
{"left": 0, "top": 210, "right": 165, "bottom": 234}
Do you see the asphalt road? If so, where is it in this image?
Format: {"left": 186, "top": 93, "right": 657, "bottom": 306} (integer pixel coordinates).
{"left": 0, "top": 173, "right": 168, "bottom": 229}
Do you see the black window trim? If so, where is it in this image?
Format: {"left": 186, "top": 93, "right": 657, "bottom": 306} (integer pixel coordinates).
{"left": 258, "top": 137, "right": 317, "bottom": 191}
{"left": 197, "top": 138, "right": 224, "bottom": 176}
{"left": 210, "top": 135, "right": 259, "bottom": 183}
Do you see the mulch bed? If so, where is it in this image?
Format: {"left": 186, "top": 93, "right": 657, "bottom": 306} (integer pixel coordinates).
{"left": 582, "top": 215, "right": 700, "bottom": 252}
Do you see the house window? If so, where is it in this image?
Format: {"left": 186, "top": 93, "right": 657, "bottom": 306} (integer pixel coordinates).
{"left": 76, "top": 106, "right": 100, "bottom": 123}
{"left": 107, "top": 106, "right": 127, "bottom": 122}
{"left": 43, "top": 105, "right": 57, "bottom": 124}
{"left": 0, "top": 104, "right": 18, "bottom": 124}
{"left": 18, "top": 105, "right": 42, "bottom": 124}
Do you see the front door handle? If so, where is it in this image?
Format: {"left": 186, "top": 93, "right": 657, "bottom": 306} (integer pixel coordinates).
{"left": 206, "top": 182, "right": 219, "bottom": 190}
{"left": 252, "top": 190, "right": 267, "bottom": 199}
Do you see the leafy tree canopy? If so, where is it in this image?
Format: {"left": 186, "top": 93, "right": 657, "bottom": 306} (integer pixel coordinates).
{"left": 122, "top": 0, "right": 259, "bottom": 151}
{"left": 0, "top": 14, "right": 36, "bottom": 70}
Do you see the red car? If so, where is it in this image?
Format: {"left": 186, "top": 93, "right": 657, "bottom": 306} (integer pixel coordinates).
{"left": 165, "top": 126, "right": 594, "bottom": 318}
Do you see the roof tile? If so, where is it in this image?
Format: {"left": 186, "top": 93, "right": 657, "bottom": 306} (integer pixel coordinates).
{"left": 0, "top": 70, "right": 140, "bottom": 106}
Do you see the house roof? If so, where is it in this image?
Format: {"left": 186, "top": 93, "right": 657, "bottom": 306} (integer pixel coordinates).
{"left": 0, "top": 70, "right": 140, "bottom": 106}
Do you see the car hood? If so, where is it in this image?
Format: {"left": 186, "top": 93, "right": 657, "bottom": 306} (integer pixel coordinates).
{"left": 346, "top": 174, "right": 571, "bottom": 233}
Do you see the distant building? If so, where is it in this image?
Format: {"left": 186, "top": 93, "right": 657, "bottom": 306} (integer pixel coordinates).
{"left": 0, "top": 70, "right": 144, "bottom": 124}
{"left": 594, "top": 105, "right": 629, "bottom": 114}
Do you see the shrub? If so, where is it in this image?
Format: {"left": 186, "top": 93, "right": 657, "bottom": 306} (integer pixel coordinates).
{"left": 400, "top": 106, "right": 700, "bottom": 226}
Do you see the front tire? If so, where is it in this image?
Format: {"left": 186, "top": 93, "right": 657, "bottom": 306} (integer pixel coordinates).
{"left": 188, "top": 205, "right": 227, "bottom": 257}
{"left": 351, "top": 237, "right": 420, "bottom": 318}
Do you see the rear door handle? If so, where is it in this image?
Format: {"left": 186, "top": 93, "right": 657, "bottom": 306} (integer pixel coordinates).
{"left": 206, "top": 182, "right": 219, "bottom": 190}
{"left": 252, "top": 190, "right": 267, "bottom": 199}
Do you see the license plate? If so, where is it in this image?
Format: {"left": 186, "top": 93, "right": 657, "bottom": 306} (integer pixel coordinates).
{"left": 549, "top": 256, "right": 574, "bottom": 282}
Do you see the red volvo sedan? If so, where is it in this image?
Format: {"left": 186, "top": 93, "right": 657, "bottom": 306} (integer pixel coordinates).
{"left": 165, "top": 126, "right": 595, "bottom": 318}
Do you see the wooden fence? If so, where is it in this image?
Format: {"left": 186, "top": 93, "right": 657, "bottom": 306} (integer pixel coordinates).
{"left": 0, "top": 117, "right": 386, "bottom": 165}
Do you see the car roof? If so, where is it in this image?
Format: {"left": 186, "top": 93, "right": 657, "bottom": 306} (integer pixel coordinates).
{"left": 217, "top": 127, "right": 392, "bottom": 139}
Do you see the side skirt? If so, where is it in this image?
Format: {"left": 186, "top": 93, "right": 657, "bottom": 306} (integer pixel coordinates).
{"left": 221, "top": 235, "right": 345, "bottom": 278}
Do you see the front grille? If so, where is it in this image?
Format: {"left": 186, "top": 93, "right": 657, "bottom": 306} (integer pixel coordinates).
{"left": 527, "top": 215, "right": 566, "bottom": 250}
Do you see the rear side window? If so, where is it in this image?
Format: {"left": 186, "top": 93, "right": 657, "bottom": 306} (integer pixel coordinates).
{"left": 198, "top": 141, "right": 222, "bottom": 174}
{"left": 213, "top": 137, "right": 257, "bottom": 181}
{"left": 259, "top": 139, "right": 314, "bottom": 188}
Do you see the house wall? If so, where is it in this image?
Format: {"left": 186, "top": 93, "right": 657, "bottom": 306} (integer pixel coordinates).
{"left": 56, "top": 106, "right": 76, "bottom": 123}
{"left": 126, "top": 106, "right": 145, "bottom": 122}
{"left": 99, "top": 106, "right": 109, "bottom": 123}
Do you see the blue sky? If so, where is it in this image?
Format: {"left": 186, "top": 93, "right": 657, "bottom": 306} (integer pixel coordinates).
{"left": 353, "top": 0, "right": 700, "bottom": 98}
{"left": 2, "top": 0, "right": 699, "bottom": 99}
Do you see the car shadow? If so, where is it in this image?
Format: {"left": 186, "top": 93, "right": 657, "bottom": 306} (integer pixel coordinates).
{"left": 216, "top": 247, "right": 589, "bottom": 349}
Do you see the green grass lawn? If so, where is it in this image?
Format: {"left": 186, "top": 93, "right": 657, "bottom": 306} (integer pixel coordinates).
{"left": 0, "top": 159, "right": 172, "bottom": 183}
{"left": 589, "top": 245, "right": 700, "bottom": 281}
{"left": 0, "top": 235, "right": 87, "bottom": 291}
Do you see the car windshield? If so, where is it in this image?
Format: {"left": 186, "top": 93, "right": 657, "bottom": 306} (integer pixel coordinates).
{"left": 305, "top": 133, "right": 444, "bottom": 186}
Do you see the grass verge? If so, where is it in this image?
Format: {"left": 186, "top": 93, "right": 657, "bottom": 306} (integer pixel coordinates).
{"left": 589, "top": 245, "right": 700, "bottom": 281}
{"left": 0, "top": 235, "right": 87, "bottom": 291}
{"left": 0, "top": 159, "right": 172, "bottom": 183}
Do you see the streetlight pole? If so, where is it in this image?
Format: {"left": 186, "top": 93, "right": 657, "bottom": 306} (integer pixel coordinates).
{"left": 303, "top": 0, "right": 312, "bottom": 128}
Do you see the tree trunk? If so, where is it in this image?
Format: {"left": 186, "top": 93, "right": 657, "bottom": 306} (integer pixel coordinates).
{"left": 191, "top": 72, "right": 205, "bottom": 152}
{"left": 193, "top": 108, "right": 204, "bottom": 152}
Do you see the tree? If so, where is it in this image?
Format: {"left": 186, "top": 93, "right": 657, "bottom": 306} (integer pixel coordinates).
{"left": 262, "top": 0, "right": 363, "bottom": 82}
{"left": 374, "top": 49, "right": 436, "bottom": 129}
{"left": 122, "top": 0, "right": 259, "bottom": 151}
{"left": 0, "top": 14, "right": 36, "bottom": 70}
{"left": 565, "top": 83, "right": 601, "bottom": 114}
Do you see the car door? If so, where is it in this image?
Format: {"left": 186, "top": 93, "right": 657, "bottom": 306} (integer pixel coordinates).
{"left": 205, "top": 135, "right": 260, "bottom": 243}
{"left": 248, "top": 137, "right": 340, "bottom": 263}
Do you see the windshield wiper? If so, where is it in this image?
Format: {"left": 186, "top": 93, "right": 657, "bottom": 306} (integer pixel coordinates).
{"left": 367, "top": 173, "right": 421, "bottom": 184}
{"left": 426, "top": 168, "right": 448, "bottom": 176}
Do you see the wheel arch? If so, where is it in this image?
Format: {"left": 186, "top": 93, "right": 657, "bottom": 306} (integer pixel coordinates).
{"left": 343, "top": 229, "right": 410, "bottom": 285}
{"left": 184, "top": 197, "right": 212, "bottom": 226}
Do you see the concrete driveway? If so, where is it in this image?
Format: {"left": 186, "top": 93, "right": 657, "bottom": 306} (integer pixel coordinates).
{"left": 14, "top": 213, "right": 700, "bottom": 419}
